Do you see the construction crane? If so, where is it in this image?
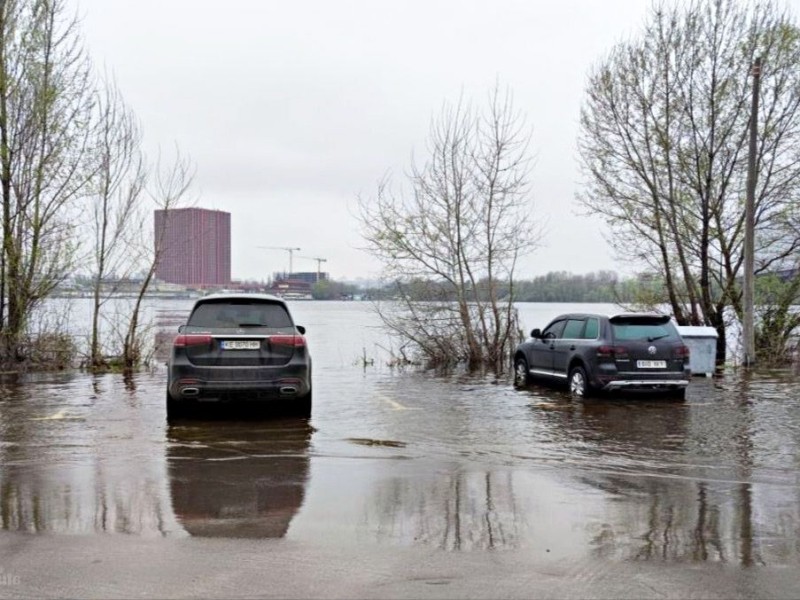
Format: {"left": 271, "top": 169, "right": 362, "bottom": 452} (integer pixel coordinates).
{"left": 298, "top": 256, "right": 328, "bottom": 282}
{"left": 258, "top": 246, "right": 301, "bottom": 276}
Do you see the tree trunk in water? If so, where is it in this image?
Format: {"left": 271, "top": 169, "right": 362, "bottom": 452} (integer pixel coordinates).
{"left": 457, "top": 298, "right": 482, "bottom": 369}
{"left": 712, "top": 320, "right": 727, "bottom": 366}
{"left": 90, "top": 284, "right": 102, "bottom": 369}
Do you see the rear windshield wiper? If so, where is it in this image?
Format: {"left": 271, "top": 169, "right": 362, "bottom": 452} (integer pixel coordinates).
{"left": 237, "top": 323, "right": 266, "bottom": 328}
{"left": 648, "top": 334, "right": 669, "bottom": 342}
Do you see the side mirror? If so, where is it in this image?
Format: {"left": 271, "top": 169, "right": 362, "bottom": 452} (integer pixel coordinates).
{"left": 531, "top": 328, "right": 541, "bottom": 339}
{"left": 178, "top": 324, "right": 185, "bottom": 333}
{"left": 296, "top": 325, "right": 306, "bottom": 335}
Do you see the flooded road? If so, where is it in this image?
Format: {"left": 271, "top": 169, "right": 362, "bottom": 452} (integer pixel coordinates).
{"left": 1, "top": 301, "right": 799, "bottom": 598}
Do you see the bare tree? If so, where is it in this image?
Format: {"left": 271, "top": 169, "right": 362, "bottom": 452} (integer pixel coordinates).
{"left": 121, "top": 148, "right": 194, "bottom": 372}
{"left": 0, "top": 0, "right": 96, "bottom": 366}
{"left": 753, "top": 265, "right": 800, "bottom": 364}
{"left": 360, "top": 85, "right": 539, "bottom": 373}
{"left": 86, "top": 80, "right": 146, "bottom": 370}
{"left": 578, "top": 0, "right": 800, "bottom": 362}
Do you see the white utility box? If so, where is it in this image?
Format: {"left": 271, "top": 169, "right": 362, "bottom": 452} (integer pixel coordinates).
{"left": 676, "top": 326, "right": 718, "bottom": 376}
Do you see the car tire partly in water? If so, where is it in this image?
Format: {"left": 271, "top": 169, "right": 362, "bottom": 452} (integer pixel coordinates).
{"left": 293, "top": 391, "right": 312, "bottom": 418}
{"left": 166, "top": 393, "right": 187, "bottom": 421}
{"left": 668, "top": 387, "right": 687, "bottom": 401}
{"left": 513, "top": 357, "right": 530, "bottom": 387}
{"left": 568, "top": 365, "right": 590, "bottom": 398}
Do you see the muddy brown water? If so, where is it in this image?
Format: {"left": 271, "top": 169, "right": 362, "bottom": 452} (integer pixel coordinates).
{"left": 1, "top": 301, "right": 800, "bottom": 597}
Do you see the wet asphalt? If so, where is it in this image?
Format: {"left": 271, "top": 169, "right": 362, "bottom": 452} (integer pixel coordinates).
{"left": 0, "top": 366, "right": 799, "bottom": 598}
{"left": 0, "top": 301, "right": 799, "bottom": 598}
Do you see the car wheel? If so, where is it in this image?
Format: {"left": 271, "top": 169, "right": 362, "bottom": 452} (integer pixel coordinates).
{"left": 166, "top": 393, "right": 187, "bottom": 421}
{"left": 293, "top": 390, "right": 312, "bottom": 418}
{"left": 513, "top": 357, "right": 530, "bottom": 387}
{"left": 568, "top": 366, "right": 589, "bottom": 397}
{"left": 668, "top": 387, "right": 687, "bottom": 401}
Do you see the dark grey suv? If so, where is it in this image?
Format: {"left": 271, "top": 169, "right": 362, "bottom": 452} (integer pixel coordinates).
{"left": 513, "top": 312, "right": 690, "bottom": 398}
{"left": 166, "top": 293, "right": 312, "bottom": 418}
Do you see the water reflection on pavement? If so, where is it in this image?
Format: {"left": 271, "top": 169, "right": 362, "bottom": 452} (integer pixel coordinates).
{"left": 167, "top": 419, "right": 312, "bottom": 538}
{"left": 0, "top": 365, "right": 798, "bottom": 573}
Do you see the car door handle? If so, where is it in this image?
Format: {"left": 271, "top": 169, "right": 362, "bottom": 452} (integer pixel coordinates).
{"left": 549, "top": 344, "right": 555, "bottom": 349}
{"left": 569, "top": 345, "right": 576, "bottom": 351}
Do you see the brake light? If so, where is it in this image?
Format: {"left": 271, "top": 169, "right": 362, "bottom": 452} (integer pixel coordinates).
{"left": 270, "top": 335, "right": 306, "bottom": 348}
{"left": 597, "top": 345, "right": 629, "bottom": 359}
{"left": 174, "top": 334, "right": 213, "bottom": 347}
{"left": 673, "top": 344, "right": 690, "bottom": 359}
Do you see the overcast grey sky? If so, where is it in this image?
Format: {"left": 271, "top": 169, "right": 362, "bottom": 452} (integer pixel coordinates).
{"left": 68, "top": 0, "right": 800, "bottom": 282}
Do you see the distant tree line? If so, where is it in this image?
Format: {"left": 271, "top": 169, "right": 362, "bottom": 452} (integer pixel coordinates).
{"left": 311, "top": 279, "right": 361, "bottom": 300}
{"left": 361, "top": 271, "right": 655, "bottom": 304}
{"left": 513, "top": 271, "right": 635, "bottom": 303}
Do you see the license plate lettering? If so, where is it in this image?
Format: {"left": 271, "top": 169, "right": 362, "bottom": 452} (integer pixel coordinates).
{"left": 221, "top": 340, "right": 261, "bottom": 350}
{"left": 637, "top": 360, "right": 666, "bottom": 369}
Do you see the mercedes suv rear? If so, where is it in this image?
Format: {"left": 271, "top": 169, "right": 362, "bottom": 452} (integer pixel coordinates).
{"left": 166, "top": 293, "right": 312, "bottom": 418}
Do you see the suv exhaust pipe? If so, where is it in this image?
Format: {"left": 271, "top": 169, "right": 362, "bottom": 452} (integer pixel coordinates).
{"left": 280, "top": 386, "right": 297, "bottom": 395}
{"left": 181, "top": 387, "right": 199, "bottom": 397}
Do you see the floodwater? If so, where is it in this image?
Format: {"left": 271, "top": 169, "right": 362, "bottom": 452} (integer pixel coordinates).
{"left": 1, "top": 301, "right": 800, "bottom": 598}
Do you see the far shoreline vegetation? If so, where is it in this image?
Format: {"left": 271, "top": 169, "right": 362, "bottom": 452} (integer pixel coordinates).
{"left": 57, "top": 267, "right": 800, "bottom": 309}
{"left": 56, "top": 270, "right": 683, "bottom": 304}
{"left": 33, "top": 266, "right": 795, "bottom": 376}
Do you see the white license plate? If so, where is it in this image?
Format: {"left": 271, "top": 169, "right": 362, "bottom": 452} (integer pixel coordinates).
{"left": 221, "top": 340, "right": 261, "bottom": 350}
{"left": 637, "top": 360, "right": 666, "bottom": 369}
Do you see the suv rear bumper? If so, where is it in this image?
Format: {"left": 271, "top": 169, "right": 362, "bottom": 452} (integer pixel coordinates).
{"left": 167, "top": 353, "right": 311, "bottom": 402}
{"left": 603, "top": 379, "right": 689, "bottom": 391}
{"left": 167, "top": 363, "right": 311, "bottom": 402}
{"left": 169, "top": 379, "right": 311, "bottom": 400}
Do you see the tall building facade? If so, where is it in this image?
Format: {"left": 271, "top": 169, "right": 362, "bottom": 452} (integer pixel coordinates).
{"left": 154, "top": 208, "right": 231, "bottom": 286}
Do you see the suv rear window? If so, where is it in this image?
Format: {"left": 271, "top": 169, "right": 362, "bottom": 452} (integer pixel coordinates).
{"left": 186, "top": 301, "right": 294, "bottom": 330}
{"left": 611, "top": 321, "right": 678, "bottom": 342}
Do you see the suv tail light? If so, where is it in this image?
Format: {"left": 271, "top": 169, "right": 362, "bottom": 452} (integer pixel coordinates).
{"left": 673, "top": 344, "right": 690, "bottom": 359}
{"left": 270, "top": 335, "right": 306, "bottom": 348}
{"left": 174, "top": 334, "right": 213, "bottom": 348}
{"left": 597, "top": 345, "right": 629, "bottom": 359}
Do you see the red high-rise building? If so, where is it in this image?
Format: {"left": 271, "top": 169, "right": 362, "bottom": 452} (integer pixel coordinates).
{"left": 154, "top": 208, "right": 231, "bottom": 286}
